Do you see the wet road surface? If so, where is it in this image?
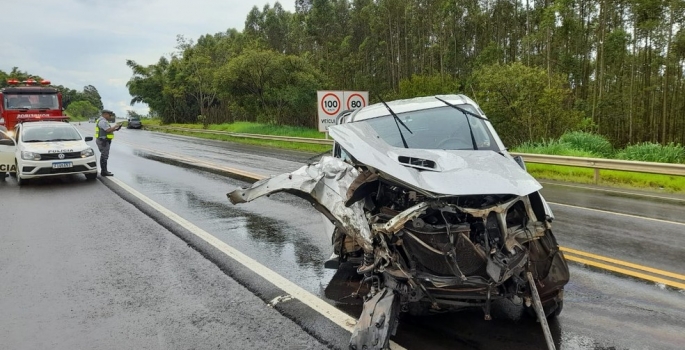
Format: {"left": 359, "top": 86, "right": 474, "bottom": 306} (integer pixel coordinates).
{"left": 0, "top": 175, "right": 325, "bottom": 349}
{"left": 101, "top": 126, "right": 685, "bottom": 349}
{"left": 13, "top": 124, "right": 684, "bottom": 349}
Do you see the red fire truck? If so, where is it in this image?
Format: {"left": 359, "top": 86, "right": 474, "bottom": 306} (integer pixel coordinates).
{"left": 0, "top": 78, "right": 65, "bottom": 137}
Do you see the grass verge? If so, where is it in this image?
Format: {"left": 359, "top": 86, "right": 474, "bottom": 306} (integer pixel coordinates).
{"left": 526, "top": 163, "right": 685, "bottom": 193}
{"left": 145, "top": 120, "right": 327, "bottom": 139}
{"left": 146, "top": 126, "right": 332, "bottom": 154}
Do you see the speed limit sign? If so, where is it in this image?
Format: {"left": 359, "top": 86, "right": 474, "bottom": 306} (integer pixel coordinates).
{"left": 317, "top": 90, "right": 369, "bottom": 132}
{"left": 317, "top": 91, "right": 343, "bottom": 132}
{"left": 321, "top": 93, "right": 341, "bottom": 115}
{"left": 344, "top": 92, "right": 368, "bottom": 110}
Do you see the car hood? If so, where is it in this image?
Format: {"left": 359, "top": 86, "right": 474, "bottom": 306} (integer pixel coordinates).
{"left": 21, "top": 141, "right": 88, "bottom": 153}
{"left": 328, "top": 123, "right": 541, "bottom": 197}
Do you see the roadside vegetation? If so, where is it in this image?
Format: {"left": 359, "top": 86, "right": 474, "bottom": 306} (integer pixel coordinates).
{"left": 512, "top": 131, "right": 685, "bottom": 164}
{"left": 524, "top": 164, "right": 685, "bottom": 193}
{"left": 121, "top": 0, "right": 685, "bottom": 193}
{"left": 144, "top": 118, "right": 685, "bottom": 193}
{"left": 511, "top": 131, "right": 685, "bottom": 192}
{"left": 123, "top": 1, "right": 685, "bottom": 149}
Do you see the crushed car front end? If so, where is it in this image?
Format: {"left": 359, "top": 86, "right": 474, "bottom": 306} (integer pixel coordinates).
{"left": 228, "top": 94, "right": 569, "bottom": 350}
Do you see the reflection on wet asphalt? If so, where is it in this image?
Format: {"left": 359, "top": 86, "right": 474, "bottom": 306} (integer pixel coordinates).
{"left": 115, "top": 163, "right": 334, "bottom": 295}
{"left": 85, "top": 127, "right": 685, "bottom": 350}
{"left": 540, "top": 181, "right": 685, "bottom": 223}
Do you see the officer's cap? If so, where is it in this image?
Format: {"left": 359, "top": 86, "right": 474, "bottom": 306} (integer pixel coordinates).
{"left": 102, "top": 109, "right": 114, "bottom": 115}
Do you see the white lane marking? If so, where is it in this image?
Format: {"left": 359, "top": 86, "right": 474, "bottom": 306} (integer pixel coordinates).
{"left": 107, "top": 177, "right": 406, "bottom": 350}
{"left": 540, "top": 181, "right": 685, "bottom": 203}
{"left": 548, "top": 201, "right": 685, "bottom": 227}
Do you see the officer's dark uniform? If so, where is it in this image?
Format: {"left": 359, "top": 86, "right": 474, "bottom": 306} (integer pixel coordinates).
{"left": 95, "top": 110, "right": 119, "bottom": 176}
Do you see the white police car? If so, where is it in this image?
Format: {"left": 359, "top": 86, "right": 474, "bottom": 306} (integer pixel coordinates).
{"left": 0, "top": 116, "right": 98, "bottom": 185}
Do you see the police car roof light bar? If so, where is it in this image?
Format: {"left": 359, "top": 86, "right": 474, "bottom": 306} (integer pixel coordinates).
{"left": 5, "top": 78, "right": 51, "bottom": 86}
{"left": 16, "top": 115, "right": 70, "bottom": 123}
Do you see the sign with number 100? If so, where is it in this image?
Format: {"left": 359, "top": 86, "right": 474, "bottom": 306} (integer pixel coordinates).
{"left": 317, "top": 91, "right": 369, "bottom": 132}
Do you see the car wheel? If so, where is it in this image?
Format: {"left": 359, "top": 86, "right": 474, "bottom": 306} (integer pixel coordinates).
{"left": 85, "top": 172, "right": 97, "bottom": 181}
{"left": 549, "top": 300, "right": 563, "bottom": 318}
{"left": 16, "top": 170, "right": 26, "bottom": 186}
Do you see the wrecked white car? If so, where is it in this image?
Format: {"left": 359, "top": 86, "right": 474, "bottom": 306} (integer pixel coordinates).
{"left": 228, "top": 95, "right": 570, "bottom": 350}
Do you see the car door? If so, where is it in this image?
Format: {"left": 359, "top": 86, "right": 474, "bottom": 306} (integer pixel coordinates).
{"left": 0, "top": 129, "right": 16, "bottom": 173}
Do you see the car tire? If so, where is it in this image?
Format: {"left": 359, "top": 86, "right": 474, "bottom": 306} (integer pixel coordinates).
{"left": 85, "top": 172, "right": 97, "bottom": 181}
{"left": 16, "top": 170, "right": 26, "bottom": 186}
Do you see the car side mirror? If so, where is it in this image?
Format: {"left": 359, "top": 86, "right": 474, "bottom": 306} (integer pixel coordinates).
{"left": 85, "top": 136, "right": 93, "bottom": 142}
{"left": 513, "top": 155, "right": 527, "bottom": 172}
{"left": 0, "top": 138, "right": 14, "bottom": 146}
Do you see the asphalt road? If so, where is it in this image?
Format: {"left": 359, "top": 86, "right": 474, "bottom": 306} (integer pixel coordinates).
{"left": 3, "top": 124, "right": 684, "bottom": 349}
{"left": 0, "top": 176, "right": 326, "bottom": 349}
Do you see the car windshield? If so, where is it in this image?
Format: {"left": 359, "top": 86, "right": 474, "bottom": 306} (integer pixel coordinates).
{"left": 362, "top": 105, "right": 498, "bottom": 151}
{"left": 4, "top": 93, "right": 59, "bottom": 110}
{"left": 22, "top": 125, "right": 82, "bottom": 142}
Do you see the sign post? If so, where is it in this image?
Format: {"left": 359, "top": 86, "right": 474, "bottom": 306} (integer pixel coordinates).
{"left": 317, "top": 90, "right": 369, "bottom": 132}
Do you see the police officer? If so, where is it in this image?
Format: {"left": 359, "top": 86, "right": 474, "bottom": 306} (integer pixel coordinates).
{"left": 95, "top": 109, "right": 122, "bottom": 176}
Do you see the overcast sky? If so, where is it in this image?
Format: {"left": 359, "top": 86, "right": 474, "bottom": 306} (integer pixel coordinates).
{"left": 2, "top": 0, "right": 294, "bottom": 118}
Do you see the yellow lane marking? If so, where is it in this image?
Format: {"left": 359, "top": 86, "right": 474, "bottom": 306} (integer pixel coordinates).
{"left": 560, "top": 247, "right": 685, "bottom": 282}
{"left": 548, "top": 201, "right": 685, "bottom": 227}
{"left": 563, "top": 254, "right": 685, "bottom": 290}
{"left": 118, "top": 139, "right": 685, "bottom": 289}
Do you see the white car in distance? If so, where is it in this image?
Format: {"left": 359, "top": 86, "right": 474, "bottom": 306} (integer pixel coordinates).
{"left": 0, "top": 117, "right": 98, "bottom": 186}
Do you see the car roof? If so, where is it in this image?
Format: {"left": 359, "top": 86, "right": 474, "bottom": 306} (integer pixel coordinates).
{"left": 349, "top": 94, "right": 486, "bottom": 122}
{"left": 20, "top": 121, "right": 74, "bottom": 128}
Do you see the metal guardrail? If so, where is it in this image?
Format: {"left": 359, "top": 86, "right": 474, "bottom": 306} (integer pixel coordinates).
{"left": 510, "top": 153, "right": 685, "bottom": 176}
{"left": 148, "top": 125, "right": 685, "bottom": 182}
{"left": 509, "top": 152, "right": 685, "bottom": 183}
